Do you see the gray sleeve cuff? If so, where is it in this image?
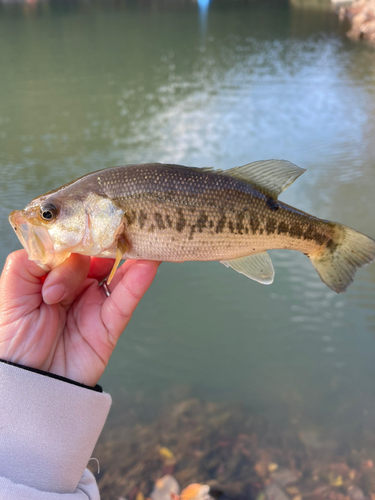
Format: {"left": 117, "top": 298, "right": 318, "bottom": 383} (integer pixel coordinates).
{"left": 0, "top": 469, "right": 100, "bottom": 500}
{"left": 0, "top": 362, "right": 111, "bottom": 494}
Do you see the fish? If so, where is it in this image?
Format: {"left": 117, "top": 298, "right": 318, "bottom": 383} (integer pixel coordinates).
{"left": 8, "top": 160, "right": 375, "bottom": 293}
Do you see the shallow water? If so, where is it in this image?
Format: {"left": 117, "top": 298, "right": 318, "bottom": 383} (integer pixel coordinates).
{"left": 1, "top": 0, "right": 375, "bottom": 443}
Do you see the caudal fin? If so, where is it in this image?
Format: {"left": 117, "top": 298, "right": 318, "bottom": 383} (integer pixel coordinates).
{"left": 309, "top": 224, "right": 375, "bottom": 293}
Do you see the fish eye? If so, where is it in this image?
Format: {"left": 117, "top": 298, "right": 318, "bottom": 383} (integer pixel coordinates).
{"left": 40, "top": 203, "right": 59, "bottom": 222}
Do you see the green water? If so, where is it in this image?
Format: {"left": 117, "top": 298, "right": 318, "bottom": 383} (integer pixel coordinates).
{"left": 1, "top": 0, "right": 375, "bottom": 440}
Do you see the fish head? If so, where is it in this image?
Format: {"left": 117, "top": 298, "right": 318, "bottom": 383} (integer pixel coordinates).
{"left": 9, "top": 189, "right": 124, "bottom": 271}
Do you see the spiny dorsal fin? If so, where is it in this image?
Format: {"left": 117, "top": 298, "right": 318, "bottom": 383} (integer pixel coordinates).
{"left": 192, "top": 166, "right": 224, "bottom": 174}
{"left": 220, "top": 251, "right": 274, "bottom": 285}
{"left": 223, "top": 160, "right": 306, "bottom": 199}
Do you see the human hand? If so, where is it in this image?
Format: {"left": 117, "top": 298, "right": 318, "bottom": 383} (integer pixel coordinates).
{"left": 0, "top": 250, "right": 159, "bottom": 387}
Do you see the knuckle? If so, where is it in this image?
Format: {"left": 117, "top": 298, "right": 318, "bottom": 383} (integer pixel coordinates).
{"left": 122, "top": 279, "right": 143, "bottom": 301}
{"left": 107, "top": 298, "right": 131, "bottom": 322}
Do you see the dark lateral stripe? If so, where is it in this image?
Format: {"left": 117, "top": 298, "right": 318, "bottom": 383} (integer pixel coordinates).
{"left": 176, "top": 209, "right": 186, "bottom": 232}
{"left": 289, "top": 223, "right": 304, "bottom": 238}
{"left": 236, "top": 212, "right": 245, "bottom": 234}
{"left": 216, "top": 215, "right": 226, "bottom": 234}
{"left": 165, "top": 214, "right": 173, "bottom": 228}
{"left": 277, "top": 221, "right": 289, "bottom": 234}
{"left": 138, "top": 210, "right": 147, "bottom": 229}
{"left": 266, "top": 218, "right": 277, "bottom": 234}
{"left": 196, "top": 212, "right": 208, "bottom": 232}
{"left": 125, "top": 210, "right": 136, "bottom": 225}
{"left": 154, "top": 212, "right": 166, "bottom": 230}
{"left": 250, "top": 217, "right": 260, "bottom": 234}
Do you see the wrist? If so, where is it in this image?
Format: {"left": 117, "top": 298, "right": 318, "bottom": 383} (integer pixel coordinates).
{"left": 0, "top": 359, "right": 103, "bottom": 392}
{"left": 0, "top": 360, "right": 111, "bottom": 493}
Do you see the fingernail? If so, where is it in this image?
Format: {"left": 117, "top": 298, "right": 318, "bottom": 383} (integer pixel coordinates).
{"left": 43, "top": 284, "right": 65, "bottom": 304}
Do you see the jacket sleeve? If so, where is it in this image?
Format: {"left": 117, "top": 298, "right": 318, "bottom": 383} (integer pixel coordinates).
{"left": 0, "top": 361, "right": 112, "bottom": 499}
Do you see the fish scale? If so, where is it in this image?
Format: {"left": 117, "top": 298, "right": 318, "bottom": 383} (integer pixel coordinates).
{"left": 89, "top": 164, "right": 332, "bottom": 262}
{"left": 9, "top": 160, "right": 375, "bottom": 293}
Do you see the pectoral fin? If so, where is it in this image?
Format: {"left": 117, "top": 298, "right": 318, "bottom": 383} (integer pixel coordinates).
{"left": 220, "top": 252, "right": 275, "bottom": 284}
{"left": 107, "top": 238, "right": 128, "bottom": 285}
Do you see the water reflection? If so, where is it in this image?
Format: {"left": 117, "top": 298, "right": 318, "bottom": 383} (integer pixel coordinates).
{"left": 0, "top": 0, "right": 375, "bottom": 455}
{"left": 197, "top": 0, "right": 211, "bottom": 36}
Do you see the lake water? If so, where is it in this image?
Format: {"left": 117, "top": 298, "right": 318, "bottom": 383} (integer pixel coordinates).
{"left": 1, "top": 0, "right": 375, "bottom": 494}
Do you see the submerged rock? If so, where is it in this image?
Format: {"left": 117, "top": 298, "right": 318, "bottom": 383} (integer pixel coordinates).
{"left": 264, "top": 483, "right": 291, "bottom": 500}
{"left": 348, "top": 485, "right": 365, "bottom": 500}
{"left": 270, "top": 469, "right": 299, "bottom": 488}
{"left": 150, "top": 475, "right": 180, "bottom": 500}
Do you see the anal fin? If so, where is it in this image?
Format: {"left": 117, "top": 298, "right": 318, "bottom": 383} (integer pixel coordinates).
{"left": 220, "top": 252, "right": 275, "bottom": 285}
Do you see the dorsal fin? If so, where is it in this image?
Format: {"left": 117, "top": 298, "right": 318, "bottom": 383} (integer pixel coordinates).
{"left": 222, "top": 160, "right": 306, "bottom": 199}
{"left": 192, "top": 166, "right": 224, "bottom": 174}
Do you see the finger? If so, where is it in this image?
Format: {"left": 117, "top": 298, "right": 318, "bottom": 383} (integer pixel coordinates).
{"left": 102, "top": 259, "right": 162, "bottom": 295}
{"left": 87, "top": 257, "right": 115, "bottom": 282}
{"left": 42, "top": 254, "right": 91, "bottom": 304}
{"left": 101, "top": 260, "right": 159, "bottom": 346}
{"left": 0, "top": 250, "right": 47, "bottom": 316}
{"left": 103, "top": 259, "right": 141, "bottom": 290}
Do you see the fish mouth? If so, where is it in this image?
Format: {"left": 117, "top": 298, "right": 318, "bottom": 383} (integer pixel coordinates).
{"left": 9, "top": 210, "right": 68, "bottom": 270}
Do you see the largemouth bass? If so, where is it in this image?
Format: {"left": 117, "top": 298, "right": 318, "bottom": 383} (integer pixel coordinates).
{"left": 9, "top": 160, "right": 375, "bottom": 293}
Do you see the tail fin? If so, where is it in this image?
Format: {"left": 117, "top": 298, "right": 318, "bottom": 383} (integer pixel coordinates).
{"left": 309, "top": 224, "right": 375, "bottom": 293}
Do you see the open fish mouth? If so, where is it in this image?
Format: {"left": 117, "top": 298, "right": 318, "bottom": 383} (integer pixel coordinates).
{"left": 8, "top": 210, "right": 70, "bottom": 270}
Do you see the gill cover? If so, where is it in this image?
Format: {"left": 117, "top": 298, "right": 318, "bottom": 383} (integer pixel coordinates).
{"left": 9, "top": 192, "right": 124, "bottom": 271}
